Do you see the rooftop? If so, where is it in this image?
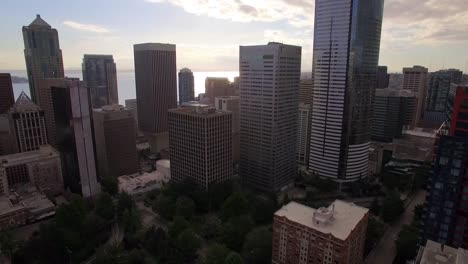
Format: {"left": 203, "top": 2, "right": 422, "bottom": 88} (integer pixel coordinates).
{"left": 28, "top": 14, "right": 51, "bottom": 28}
{"left": 417, "top": 240, "right": 468, "bottom": 264}
{"left": 171, "top": 103, "right": 230, "bottom": 116}
{"left": 375, "top": 88, "right": 415, "bottom": 97}
{"left": 119, "top": 170, "right": 170, "bottom": 195}
{"left": 0, "top": 145, "right": 59, "bottom": 167}
{"left": 10, "top": 91, "right": 42, "bottom": 112}
{"left": 134, "top": 43, "right": 176, "bottom": 52}
{"left": 275, "top": 200, "right": 368, "bottom": 241}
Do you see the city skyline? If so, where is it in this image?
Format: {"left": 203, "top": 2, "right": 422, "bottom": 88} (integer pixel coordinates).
{"left": 0, "top": 0, "right": 467, "bottom": 73}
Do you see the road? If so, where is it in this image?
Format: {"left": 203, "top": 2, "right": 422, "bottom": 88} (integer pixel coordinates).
{"left": 365, "top": 190, "right": 426, "bottom": 264}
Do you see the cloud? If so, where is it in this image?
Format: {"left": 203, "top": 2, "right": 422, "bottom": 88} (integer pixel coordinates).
{"left": 63, "top": 21, "right": 112, "bottom": 33}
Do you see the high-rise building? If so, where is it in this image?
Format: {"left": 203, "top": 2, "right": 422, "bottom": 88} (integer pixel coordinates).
{"left": 422, "top": 85, "right": 468, "bottom": 248}
{"left": 403, "top": 66, "right": 429, "bottom": 127}
{"left": 178, "top": 68, "right": 195, "bottom": 104}
{"left": 297, "top": 103, "right": 311, "bottom": 165}
{"left": 443, "top": 69, "right": 464, "bottom": 85}
{"left": 168, "top": 103, "right": 232, "bottom": 190}
{"left": 93, "top": 105, "right": 138, "bottom": 178}
{"left": 22, "top": 15, "right": 64, "bottom": 103}
{"left": 377, "top": 66, "right": 390, "bottom": 88}
{"left": 299, "top": 79, "right": 313, "bottom": 105}
{"left": 0, "top": 116, "right": 14, "bottom": 156}
{"left": 309, "top": 0, "right": 384, "bottom": 183}
{"left": 372, "top": 89, "right": 416, "bottom": 142}
{"left": 51, "top": 79, "right": 100, "bottom": 197}
{"left": 415, "top": 240, "right": 468, "bottom": 264}
{"left": 272, "top": 200, "right": 369, "bottom": 264}
{"left": 426, "top": 71, "right": 453, "bottom": 113}
{"left": 8, "top": 92, "right": 48, "bottom": 153}
{"left": 239, "top": 42, "right": 301, "bottom": 192}
{"left": 205, "top": 77, "right": 235, "bottom": 105}
{"left": 82, "top": 55, "right": 119, "bottom": 109}
{"left": 37, "top": 78, "right": 66, "bottom": 146}
{"left": 134, "top": 43, "right": 177, "bottom": 152}
{"left": 0, "top": 73, "right": 14, "bottom": 114}
{"left": 215, "top": 96, "right": 240, "bottom": 163}
{"left": 125, "top": 99, "right": 139, "bottom": 134}
{"left": 0, "top": 145, "right": 63, "bottom": 195}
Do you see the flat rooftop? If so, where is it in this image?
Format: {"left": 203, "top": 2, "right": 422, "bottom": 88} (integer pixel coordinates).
{"left": 0, "top": 145, "right": 59, "bottom": 166}
{"left": 275, "top": 200, "right": 368, "bottom": 241}
{"left": 418, "top": 240, "right": 468, "bottom": 264}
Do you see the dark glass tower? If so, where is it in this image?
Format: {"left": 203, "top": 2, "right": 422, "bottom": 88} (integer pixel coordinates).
{"left": 82, "top": 55, "right": 119, "bottom": 109}
{"left": 178, "top": 68, "right": 194, "bottom": 104}
{"left": 309, "top": 0, "right": 385, "bottom": 182}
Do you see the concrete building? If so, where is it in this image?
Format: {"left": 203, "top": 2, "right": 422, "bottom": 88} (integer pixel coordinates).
{"left": 309, "top": 0, "right": 384, "bottom": 183}
{"left": 0, "top": 116, "right": 14, "bottom": 156}
{"left": 0, "top": 145, "right": 63, "bottom": 195}
{"left": 168, "top": 103, "right": 232, "bottom": 190}
{"left": 0, "top": 73, "right": 14, "bottom": 114}
{"left": 372, "top": 89, "right": 416, "bottom": 142}
{"left": 178, "top": 68, "right": 195, "bottom": 104}
{"left": 403, "top": 66, "right": 429, "bottom": 127}
{"left": 215, "top": 96, "right": 240, "bottom": 163}
{"left": 93, "top": 105, "right": 138, "bottom": 178}
{"left": 134, "top": 43, "right": 177, "bottom": 152}
{"left": 51, "top": 79, "right": 100, "bottom": 197}
{"left": 297, "top": 103, "right": 311, "bottom": 166}
{"left": 125, "top": 99, "right": 139, "bottom": 134}
{"left": 9, "top": 92, "right": 48, "bottom": 153}
{"left": 22, "top": 15, "right": 64, "bottom": 104}
{"left": 239, "top": 42, "right": 301, "bottom": 192}
{"left": 272, "top": 200, "right": 369, "bottom": 264}
{"left": 82, "top": 55, "right": 119, "bottom": 109}
{"left": 299, "top": 79, "right": 313, "bottom": 106}
{"left": 377, "top": 66, "right": 390, "bottom": 88}
{"left": 416, "top": 240, "right": 468, "bottom": 264}
{"left": 205, "top": 77, "right": 236, "bottom": 105}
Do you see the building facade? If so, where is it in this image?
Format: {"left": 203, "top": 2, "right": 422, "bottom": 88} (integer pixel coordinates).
{"left": 239, "top": 43, "right": 301, "bottom": 192}
{"left": 0, "top": 73, "right": 14, "bottom": 114}
{"left": 215, "top": 96, "right": 240, "bottom": 163}
{"left": 178, "top": 68, "right": 195, "bottom": 104}
{"left": 427, "top": 71, "right": 453, "bottom": 113}
{"left": 205, "top": 77, "right": 236, "bottom": 105}
{"left": 168, "top": 103, "right": 232, "bottom": 190}
{"left": 309, "top": 0, "right": 384, "bottom": 183}
{"left": 297, "top": 103, "right": 311, "bottom": 166}
{"left": 93, "top": 105, "right": 138, "bottom": 178}
{"left": 8, "top": 92, "right": 48, "bottom": 153}
{"left": 0, "top": 117, "right": 14, "bottom": 156}
{"left": 403, "top": 66, "right": 429, "bottom": 127}
{"left": 22, "top": 15, "right": 64, "bottom": 104}
{"left": 299, "top": 79, "right": 313, "bottom": 106}
{"left": 272, "top": 200, "right": 369, "bottom": 264}
{"left": 377, "top": 66, "right": 390, "bottom": 88}
{"left": 125, "top": 99, "right": 139, "bottom": 134}
{"left": 134, "top": 43, "right": 177, "bottom": 152}
{"left": 82, "top": 55, "right": 119, "bottom": 109}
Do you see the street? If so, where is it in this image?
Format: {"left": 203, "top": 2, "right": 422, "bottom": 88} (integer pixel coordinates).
{"left": 365, "top": 190, "right": 426, "bottom": 264}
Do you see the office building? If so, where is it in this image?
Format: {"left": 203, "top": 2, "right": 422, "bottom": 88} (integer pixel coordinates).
{"left": 0, "top": 145, "right": 63, "bottom": 195}
{"left": 134, "top": 43, "right": 177, "bottom": 152}
{"left": 372, "top": 89, "right": 416, "bottom": 142}
{"left": 240, "top": 42, "right": 301, "bottom": 192}
{"left": 205, "top": 77, "right": 236, "bottom": 105}
{"left": 403, "top": 66, "right": 429, "bottom": 126}
{"left": 22, "top": 15, "right": 64, "bottom": 103}
{"left": 422, "top": 85, "right": 468, "bottom": 248}
{"left": 299, "top": 79, "right": 313, "bottom": 105}
{"left": 51, "top": 79, "right": 100, "bottom": 197}
{"left": 427, "top": 71, "right": 453, "bottom": 113}
{"left": 37, "top": 78, "right": 66, "bottom": 146}
{"left": 377, "top": 66, "right": 390, "bottom": 88}
{"left": 0, "top": 73, "right": 14, "bottom": 114}
{"left": 272, "top": 200, "right": 369, "bottom": 264}
{"left": 178, "top": 68, "right": 195, "bottom": 104}
{"left": 415, "top": 240, "right": 468, "bottom": 264}
{"left": 443, "top": 69, "right": 464, "bottom": 85}
{"left": 0, "top": 117, "right": 14, "bottom": 156}
{"left": 297, "top": 103, "right": 311, "bottom": 166}
{"left": 93, "top": 105, "right": 138, "bottom": 178}
{"left": 215, "top": 96, "right": 240, "bottom": 162}
{"left": 168, "top": 103, "right": 232, "bottom": 190}
{"left": 309, "top": 0, "right": 384, "bottom": 183}
{"left": 125, "top": 99, "right": 139, "bottom": 134}
{"left": 8, "top": 92, "right": 48, "bottom": 153}
{"left": 82, "top": 55, "right": 119, "bottom": 108}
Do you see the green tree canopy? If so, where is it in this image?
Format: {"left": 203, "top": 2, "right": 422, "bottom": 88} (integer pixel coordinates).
{"left": 175, "top": 196, "right": 196, "bottom": 219}
{"left": 202, "top": 215, "right": 222, "bottom": 240}
{"left": 251, "top": 196, "right": 275, "bottom": 225}
{"left": 225, "top": 252, "right": 244, "bottom": 264}
{"left": 176, "top": 229, "right": 201, "bottom": 260}
{"left": 95, "top": 192, "right": 115, "bottom": 221}
{"left": 204, "top": 244, "right": 230, "bottom": 264}
{"left": 395, "top": 225, "right": 419, "bottom": 263}
{"left": 101, "top": 176, "right": 119, "bottom": 196}
{"left": 169, "top": 216, "right": 192, "bottom": 238}
{"left": 153, "top": 194, "right": 175, "bottom": 220}
{"left": 221, "top": 193, "right": 249, "bottom": 220}
{"left": 242, "top": 227, "right": 272, "bottom": 264}
{"left": 222, "top": 215, "right": 254, "bottom": 251}
{"left": 382, "top": 190, "right": 404, "bottom": 223}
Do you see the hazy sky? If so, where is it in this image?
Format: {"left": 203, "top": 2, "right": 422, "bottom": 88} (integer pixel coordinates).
{"left": 0, "top": 0, "right": 467, "bottom": 73}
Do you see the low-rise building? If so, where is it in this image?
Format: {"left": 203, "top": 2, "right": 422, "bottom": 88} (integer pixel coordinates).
{"left": 118, "top": 170, "right": 170, "bottom": 196}
{"left": 272, "top": 200, "right": 369, "bottom": 264}
{"left": 416, "top": 240, "right": 468, "bottom": 263}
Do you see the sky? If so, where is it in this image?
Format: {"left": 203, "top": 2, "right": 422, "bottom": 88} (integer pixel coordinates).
{"left": 0, "top": 0, "right": 467, "bottom": 73}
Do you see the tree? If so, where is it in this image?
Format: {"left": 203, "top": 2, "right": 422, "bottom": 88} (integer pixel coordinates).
{"left": 176, "top": 229, "right": 201, "bottom": 259}
{"left": 154, "top": 194, "right": 175, "bottom": 220}
{"left": 225, "top": 252, "right": 244, "bottom": 264}
{"left": 365, "top": 217, "right": 385, "bottom": 254}
{"left": 95, "top": 192, "right": 115, "bottom": 221}
{"left": 93, "top": 244, "right": 124, "bottom": 264}
{"left": 0, "top": 231, "right": 17, "bottom": 258}
{"left": 242, "top": 227, "right": 272, "bottom": 264}
{"left": 221, "top": 193, "right": 249, "bottom": 220}
{"left": 412, "top": 205, "right": 423, "bottom": 227}
{"left": 143, "top": 227, "right": 170, "bottom": 260}
{"left": 117, "top": 192, "right": 135, "bottom": 222}
{"left": 370, "top": 198, "right": 380, "bottom": 216}
{"left": 175, "top": 196, "right": 196, "bottom": 219}
{"left": 169, "top": 216, "right": 191, "bottom": 238}
{"left": 202, "top": 215, "right": 222, "bottom": 240}
{"left": 101, "top": 176, "right": 119, "bottom": 196}
{"left": 251, "top": 196, "right": 275, "bottom": 225}
{"left": 382, "top": 190, "right": 404, "bottom": 223}
{"left": 222, "top": 215, "right": 254, "bottom": 251}
{"left": 395, "top": 225, "right": 419, "bottom": 263}
{"left": 122, "top": 208, "right": 142, "bottom": 233}
{"left": 205, "top": 244, "right": 230, "bottom": 264}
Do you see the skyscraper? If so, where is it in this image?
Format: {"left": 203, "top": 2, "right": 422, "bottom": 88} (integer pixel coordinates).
{"left": 8, "top": 92, "right": 48, "bottom": 153}
{"left": 403, "top": 66, "right": 429, "bottom": 127}
{"left": 134, "top": 43, "right": 177, "bottom": 152}
{"left": 215, "top": 96, "right": 240, "bottom": 163}
{"left": 125, "top": 99, "right": 139, "bottom": 135}
{"left": 426, "top": 71, "right": 453, "bottom": 113}
{"left": 82, "top": 55, "right": 119, "bottom": 109}
{"left": 168, "top": 103, "right": 232, "bottom": 190}
{"left": 377, "top": 66, "right": 390, "bottom": 88}
{"left": 309, "top": 0, "right": 384, "bottom": 183}
{"left": 205, "top": 77, "right": 236, "bottom": 105}
{"left": 297, "top": 103, "right": 311, "bottom": 165}
{"left": 93, "top": 105, "right": 138, "bottom": 178}
{"left": 22, "top": 15, "right": 64, "bottom": 103}
{"left": 299, "top": 79, "right": 313, "bottom": 105}
{"left": 178, "top": 68, "right": 194, "bottom": 104}
{"left": 37, "top": 78, "right": 66, "bottom": 146}
{"left": 0, "top": 73, "right": 14, "bottom": 114}
{"left": 239, "top": 42, "right": 301, "bottom": 192}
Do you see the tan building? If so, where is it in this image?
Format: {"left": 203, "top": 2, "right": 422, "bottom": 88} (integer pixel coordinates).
{"left": 93, "top": 105, "right": 138, "bottom": 178}
{"left": 416, "top": 240, "right": 468, "bottom": 263}
{"left": 273, "top": 200, "right": 369, "bottom": 264}
{"left": 168, "top": 103, "right": 232, "bottom": 190}
{"left": 403, "top": 66, "right": 429, "bottom": 127}
{"left": 0, "top": 145, "right": 63, "bottom": 195}
{"left": 205, "top": 77, "right": 236, "bottom": 105}
{"left": 299, "top": 79, "right": 313, "bottom": 105}
{"left": 215, "top": 96, "right": 240, "bottom": 163}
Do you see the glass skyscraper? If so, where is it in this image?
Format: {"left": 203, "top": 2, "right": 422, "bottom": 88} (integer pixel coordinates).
{"left": 178, "top": 68, "right": 195, "bottom": 104}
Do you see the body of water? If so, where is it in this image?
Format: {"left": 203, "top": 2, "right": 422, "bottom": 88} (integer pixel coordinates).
{"left": 12, "top": 70, "right": 239, "bottom": 105}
